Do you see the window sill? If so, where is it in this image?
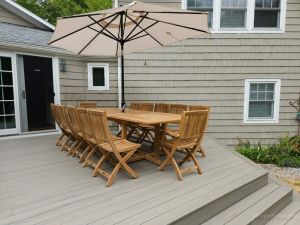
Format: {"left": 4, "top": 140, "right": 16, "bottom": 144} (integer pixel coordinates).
{"left": 243, "top": 119, "right": 279, "bottom": 124}
{"left": 88, "top": 87, "right": 109, "bottom": 91}
{"left": 210, "top": 29, "right": 284, "bottom": 34}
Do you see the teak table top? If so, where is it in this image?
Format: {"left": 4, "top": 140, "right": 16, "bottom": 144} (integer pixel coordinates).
{"left": 93, "top": 108, "right": 181, "bottom": 125}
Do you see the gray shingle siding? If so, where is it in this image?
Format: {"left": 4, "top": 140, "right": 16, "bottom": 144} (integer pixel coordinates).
{"left": 119, "top": 0, "right": 300, "bottom": 146}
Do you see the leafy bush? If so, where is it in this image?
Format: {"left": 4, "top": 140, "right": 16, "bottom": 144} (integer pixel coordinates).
{"left": 235, "top": 135, "right": 300, "bottom": 168}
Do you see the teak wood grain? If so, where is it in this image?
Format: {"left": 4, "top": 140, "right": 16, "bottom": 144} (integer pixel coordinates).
{"left": 94, "top": 108, "right": 181, "bottom": 125}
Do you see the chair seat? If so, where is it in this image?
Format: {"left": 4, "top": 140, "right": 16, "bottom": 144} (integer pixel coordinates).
{"left": 100, "top": 139, "right": 141, "bottom": 152}
{"left": 88, "top": 135, "right": 121, "bottom": 145}
{"left": 164, "top": 138, "right": 196, "bottom": 149}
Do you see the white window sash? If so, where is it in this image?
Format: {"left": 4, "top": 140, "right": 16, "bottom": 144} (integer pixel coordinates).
{"left": 182, "top": 0, "right": 286, "bottom": 33}
{"left": 87, "top": 63, "right": 110, "bottom": 91}
{"left": 243, "top": 79, "right": 281, "bottom": 124}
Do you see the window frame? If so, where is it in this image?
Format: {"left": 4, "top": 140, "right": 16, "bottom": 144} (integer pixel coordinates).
{"left": 87, "top": 63, "right": 110, "bottom": 91}
{"left": 243, "top": 79, "right": 281, "bottom": 124}
{"left": 182, "top": 0, "right": 286, "bottom": 33}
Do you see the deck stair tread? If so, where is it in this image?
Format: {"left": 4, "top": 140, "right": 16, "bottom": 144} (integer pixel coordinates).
{"left": 203, "top": 179, "right": 292, "bottom": 225}
{"left": 265, "top": 200, "right": 300, "bottom": 225}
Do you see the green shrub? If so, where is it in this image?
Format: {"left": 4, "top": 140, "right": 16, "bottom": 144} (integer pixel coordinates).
{"left": 235, "top": 135, "right": 300, "bottom": 168}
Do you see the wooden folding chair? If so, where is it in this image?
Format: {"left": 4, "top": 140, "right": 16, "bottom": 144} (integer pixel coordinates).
{"left": 50, "top": 104, "right": 66, "bottom": 146}
{"left": 87, "top": 110, "right": 141, "bottom": 187}
{"left": 159, "top": 110, "right": 209, "bottom": 181}
{"left": 154, "top": 103, "right": 170, "bottom": 113}
{"left": 55, "top": 105, "right": 75, "bottom": 152}
{"left": 79, "top": 101, "right": 97, "bottom": 108}
{"left": 75, "top": 108, "right": 99, "bottom": 163}
{"left": 189, "top": 105, "right": 211, "bottom": 157}
{"left": 65, "top": 106, "right": 87, "bottom": 156}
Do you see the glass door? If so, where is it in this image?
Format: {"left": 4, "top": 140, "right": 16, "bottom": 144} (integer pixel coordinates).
{"left": 0, "top": 54, "right": 18, "bottom": 135}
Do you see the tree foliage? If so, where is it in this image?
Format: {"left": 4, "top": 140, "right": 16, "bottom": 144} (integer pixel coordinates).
{"left": 16, "top": 0, "right": 112, "bottom": 25}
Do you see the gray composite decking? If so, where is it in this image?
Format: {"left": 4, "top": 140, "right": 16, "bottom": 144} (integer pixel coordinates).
{"left": 0, "top": 134, "right": 297, "bottom": 225}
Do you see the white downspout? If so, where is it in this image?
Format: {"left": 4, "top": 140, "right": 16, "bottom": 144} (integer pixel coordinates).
{"left": 115, "top": 0, "right": 122, "bottom": 108}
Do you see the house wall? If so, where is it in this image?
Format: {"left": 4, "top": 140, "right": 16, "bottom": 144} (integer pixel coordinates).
{"left": 0, "top": 5, "right": 35, "bottom": 28}
{"left": 119, "top": 0, "right": 300, "bottom": 146}
{"left": 59, "top": 57, "right": 119, "bottom": 108}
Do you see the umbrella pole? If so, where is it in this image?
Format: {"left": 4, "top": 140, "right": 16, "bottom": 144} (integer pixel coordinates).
{"left": 121, "top": 43, "right": 125, "bottom": 112}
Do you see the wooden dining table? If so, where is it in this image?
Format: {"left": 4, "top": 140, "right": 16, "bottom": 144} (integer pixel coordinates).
{"left": 94, "top": 108, "right": 181, "bottom": 165}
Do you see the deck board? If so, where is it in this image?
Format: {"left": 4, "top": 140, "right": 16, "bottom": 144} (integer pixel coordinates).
{"left": 0, "top": 134, "right": 266, "bottom": 225}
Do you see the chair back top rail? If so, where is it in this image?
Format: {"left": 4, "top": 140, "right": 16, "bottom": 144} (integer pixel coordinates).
{"left": 79, "top": 101, "right": 97, "bottom": 108}
{"left": 169, "top": 104, "right": 188, "bottom": 114}
{"left": 189, "top": 105, "right": 211, "bottom": 112}
{"left": 154, "top": 103, "right": 170, "bottom": 113}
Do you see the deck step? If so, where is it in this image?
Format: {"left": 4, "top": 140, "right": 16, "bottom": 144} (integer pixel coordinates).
{"left": 203, "top": 179, "right": 293, "bottom": 225}
{"left": 265, "top": 200, "right": 300, "bottom": 225}
{"left": 137, "top": 169, "right": 269, "bottom": 225}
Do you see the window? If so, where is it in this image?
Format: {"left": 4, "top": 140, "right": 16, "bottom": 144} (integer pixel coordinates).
{"left": 187, "top": 0, "right": 213, "bottom": 28}
{"left": 254, "top": 0, "right": 281, "bottom": 28}
{"left": 221, "top": 0, "right": 247, "bottom": 28}
{"left": 182, "top": 0, "right": 286, "bottom": 33}
{"left": 244, "top": 79, "right": 281, "bottom": 123}
{"left": 0, "top": 56, "right": 16, "bottom": 130}
{"left": 87, "top": 63, "right": 109, "bottom": 91}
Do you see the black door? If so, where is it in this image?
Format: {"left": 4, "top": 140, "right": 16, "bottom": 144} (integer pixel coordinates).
{"left": 23, "top": 56, "right": 55, "bottom": 131}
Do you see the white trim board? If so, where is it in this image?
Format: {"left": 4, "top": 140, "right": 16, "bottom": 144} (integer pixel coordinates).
{"left": 182, "top": 0, "right": 286, "bottom": 34}
{"left": 243, "top": 79, "right": 281, "bottom": 124}
{"left": 0, "top": 0, "right": 54, "bottom": 31}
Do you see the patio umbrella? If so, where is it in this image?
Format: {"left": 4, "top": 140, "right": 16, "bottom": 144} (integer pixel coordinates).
{"left": 49, "top": 1, "right": 209, "bottom": 110}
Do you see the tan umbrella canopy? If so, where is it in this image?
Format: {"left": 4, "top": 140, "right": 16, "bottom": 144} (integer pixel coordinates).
{"left": 50, "top": 1, "right": 209, "bottom": 109}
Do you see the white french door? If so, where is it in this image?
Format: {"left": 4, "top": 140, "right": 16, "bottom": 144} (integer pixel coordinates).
{"left": 0, "top": 52, "right": 19, "bottom": 135}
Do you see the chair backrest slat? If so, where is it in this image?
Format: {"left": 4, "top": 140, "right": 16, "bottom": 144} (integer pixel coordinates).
{"left": 56, "top": 105, "right": 71, "bottom": 130}
{"left": 169, "top": 104, "right": 188, "bottom": 114}
{"left": 66, "top": 106, "right": 81, "bottom": 134}
{"left": 179, "top": 110, "right": 209, "bottom": 140}
{"left": 79, "top": 101, "right": 97, "bottom": 108}
{"left": 130, "top": 102, "right": 141, "bottom": 110}
{"left": 76, "top": 108, "right": 94, "bottom": 140}
{"left": 87, "top": 110, "right": 111, "bottom": 144}
{"left": 189, "top": 105, "right": 211, "bottom": 112}
{"left": 140, "top": 103, "right": 154, "bottom": 112}
{"left": 50, "top": 104, "right": 62, "bottom": 128}
{"left": 154, "top": 103, "right": 170, "bottom": 113}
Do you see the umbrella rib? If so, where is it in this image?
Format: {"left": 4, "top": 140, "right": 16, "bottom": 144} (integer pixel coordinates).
{"left": 126, "top": 20, "right": 159, "bottom": 42}
{"left": 78, "top": 14, "right": 120, "bottom": 55}
{"left": 124, "top": 12, "right": 148, "bottom": 41}
{"left": 131, "top": 11, "right": 208, "bottom": 15}
{"left": 88, "top": 27, "right": 118, "bottom": 41}
{"left": 125, "top": 14, "right": 163, "bottom": 46}
{"left": 143, "top": 15, "right": 209, "bottom": 34}
{"left": 88, "top": 16, "right": 119, "bottom": 41}
{"left": 50, "top": 13, "right": 118, "bottom": 44}
{"left": 126, "top": 33, "right": 149, "bottom": 42}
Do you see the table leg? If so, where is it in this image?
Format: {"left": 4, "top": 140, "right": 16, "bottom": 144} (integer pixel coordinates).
{"left": 121, "top": 123, "right": 128, "bottom": 139}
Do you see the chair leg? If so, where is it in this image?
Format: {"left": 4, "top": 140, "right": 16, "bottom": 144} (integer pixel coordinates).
{"left": 82, "top": 146, "right": 97, "bottom": 167}
{"left": 56, "top": 133, "right": 66, "bottom": 146}
{"left": 72, "top": 140, "right": 84, "bottom": 157}
{"left": 159, "top": 146, "right": 177, "bottom": 171}
{"left": 67, "top": 140, "right": 78, "bottom": 156}
{"left": 93, "top": 152, "right": 110, "bottom": 177}
{"left": 198, "top": 145, "right": 206, "bottom": 157}
{"left": 189, "top": 150, "right": 202, "bottom": 175}
{"left": 79, "top": 146, "right": 91, "bottom": 163}
{"left": 61, "top": 135, "right": 72, "bottom": 151}
{"left": 171, "top": 157, "right": 183, "bottom": 181}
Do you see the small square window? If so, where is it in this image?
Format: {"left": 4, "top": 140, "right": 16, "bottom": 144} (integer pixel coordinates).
{"left": 87, "top": 63, "right": 109, "bottom": 91}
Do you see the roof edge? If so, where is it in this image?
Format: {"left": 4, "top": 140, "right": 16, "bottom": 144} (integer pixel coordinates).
{"left": 1, "top": 0, "right": 55, "bottom": 31}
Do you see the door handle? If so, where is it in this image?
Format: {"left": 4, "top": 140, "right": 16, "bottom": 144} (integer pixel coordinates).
{"left": 22, "top": 90, "right": 26, "bottom": 99}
